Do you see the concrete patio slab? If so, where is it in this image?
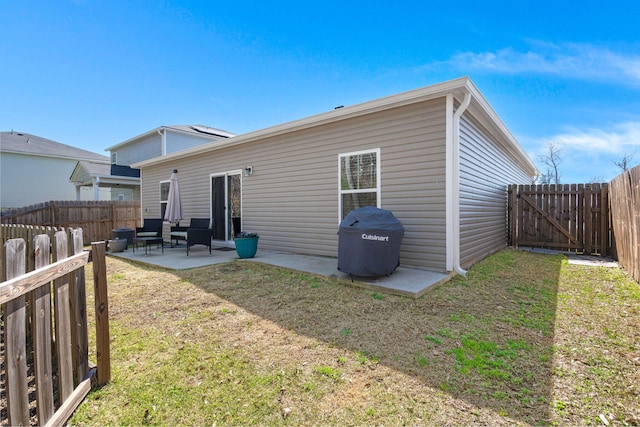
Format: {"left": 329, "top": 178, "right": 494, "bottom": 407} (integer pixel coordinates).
{"left": 518, "top": 247, "right": 619, "bottom": 267}
{"left": 106, "top": 244, "right": 452, "bottom": 298}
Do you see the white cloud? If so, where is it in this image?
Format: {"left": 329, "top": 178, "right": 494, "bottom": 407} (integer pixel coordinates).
{"left": 449, "top": 41, "right": 640, "bottom": 85}
{"left": 521, "top": 122, "right": 640, "bottom": 182}
{"left": 535, "top": 121, "right": 640, "bottom": 156}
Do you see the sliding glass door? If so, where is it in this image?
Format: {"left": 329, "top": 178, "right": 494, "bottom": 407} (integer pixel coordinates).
{"left": 211, "top": 172, "right": 241, "bottom": 242}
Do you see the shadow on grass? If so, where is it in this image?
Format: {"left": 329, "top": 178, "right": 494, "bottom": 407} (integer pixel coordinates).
{"left": 178, "top": 248, "right": 563, "bottom": 425}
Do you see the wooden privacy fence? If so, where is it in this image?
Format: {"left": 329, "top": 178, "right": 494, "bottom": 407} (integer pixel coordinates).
{"left": 1, "top": 200, "right": 140, "bottom": 245}
{"left": 508, "top": 183, "right": 612, "bottom": 256}
{"left": 0, "top": 225, "right": 110, "bottom": 426}
{"left": 609, "top": 165, "right": 640, "bottom": 282}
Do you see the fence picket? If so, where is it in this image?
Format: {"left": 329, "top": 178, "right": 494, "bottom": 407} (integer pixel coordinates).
{"left": 33, "top": 234, "right": 55, "bottom": 423}
{"left": 4, "top": 238, "right": 30, "bottom": 426}
{"left": 54, "top": 230, "right": 75, "bottom": 402}
{"left": 71, "top": 228, "right": 89, "bottom": 384}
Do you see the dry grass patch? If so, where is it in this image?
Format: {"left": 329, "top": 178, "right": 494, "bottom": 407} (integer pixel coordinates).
{"left": 69, "top": 248, "right": 639, "bottom": 426}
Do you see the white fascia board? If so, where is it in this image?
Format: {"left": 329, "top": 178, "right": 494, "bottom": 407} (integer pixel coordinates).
{"left": 96, "top": 175, "right": 140, "bottom": 185}
{"left": 2, "top": 150, "right": 109, "bottom": 164}
{"left": 164, "top": 125, "right": 236, "bottom": 139}
{"left": 72, "top": 175, "right": 140, "bottom": 186}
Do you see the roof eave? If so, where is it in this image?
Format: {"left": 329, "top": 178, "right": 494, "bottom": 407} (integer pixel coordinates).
{"left": 2, "top": 149, "right": 110, "bottom": 163}
{"left": 132, "top": 77, "right": 537, "bottom": 177}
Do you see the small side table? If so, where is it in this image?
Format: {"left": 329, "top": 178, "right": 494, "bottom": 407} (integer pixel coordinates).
{"left": 133, "top": 237, "right": 164, "bottom": 255}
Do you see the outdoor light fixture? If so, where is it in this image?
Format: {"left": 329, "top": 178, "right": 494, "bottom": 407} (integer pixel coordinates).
{"left": 244, "top": 166, "right": 253, "bottom": 176}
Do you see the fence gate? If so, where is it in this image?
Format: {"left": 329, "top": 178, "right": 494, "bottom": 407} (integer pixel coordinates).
{"left": 508, "top": 183, "right": 611, "bottom": 256}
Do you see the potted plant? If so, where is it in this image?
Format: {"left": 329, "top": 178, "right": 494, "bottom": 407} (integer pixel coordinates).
{"left": 108, "top": 237, "right": 128, "bottom": 253}
{"left": 234, "top": 231, "right": 259, "bottom": 259}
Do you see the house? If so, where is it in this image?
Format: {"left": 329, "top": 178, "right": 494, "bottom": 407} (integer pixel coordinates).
{"left": 133, "top": 77, "right": 538, "bottom": 273}
{"left": 69, "top": 160, "right": 140, "bottom": 201}
{"left": 0, "top": 131, "right": 111, "bottom": 210}
{"left": 71, "top": 125, "right": 235, "bottom": 201}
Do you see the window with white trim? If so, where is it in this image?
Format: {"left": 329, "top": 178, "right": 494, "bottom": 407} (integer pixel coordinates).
{"left": 110, "top": 152, "right": 117, "bottom": 164}
{"left": 160, "top": 180, "right": 170, "bottom": 219}
{"left": 339, "top": 148, "right": 380, "bottom": 220}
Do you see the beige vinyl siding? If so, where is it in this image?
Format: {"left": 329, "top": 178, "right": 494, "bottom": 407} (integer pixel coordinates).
{"left": 458, "top": 114, "right": 534, "bottom": 267}
{"left": 142, "top": 99, "right": 448, "bottom": 270}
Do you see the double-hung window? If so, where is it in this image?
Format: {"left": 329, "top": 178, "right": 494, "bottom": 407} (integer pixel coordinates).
{"left": 160, "top": 180, "right": 170, "bottom": 219}
{"left": 339, "top": 148, "right": 380, "bottom": 220}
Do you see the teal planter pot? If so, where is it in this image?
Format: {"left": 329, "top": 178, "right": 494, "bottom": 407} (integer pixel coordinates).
{"left": 234, "top": 236, "right": 259, "bottom": 258}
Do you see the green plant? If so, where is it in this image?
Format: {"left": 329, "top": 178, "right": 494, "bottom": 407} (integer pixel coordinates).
{"left": 314, "top": 365, "right": 342, "bottom": 381}
{"left": 436, "top": 328, "right": 456, "bottom": 339}
{"left": 424, "top": 335, "right": 442, "bottom": 345}
{"left": 356, "top": 351, "right": 379, "bottom": 365}
{"left": 371, "top": 292, "right": 384, "bottom": 300}
{"left": 236, "top": 231, "right": 258, "bottom": 238}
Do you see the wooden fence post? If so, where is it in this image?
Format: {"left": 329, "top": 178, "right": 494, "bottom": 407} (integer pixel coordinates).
{"left": 91, "top": 241, "right": 111, "bottom": 385}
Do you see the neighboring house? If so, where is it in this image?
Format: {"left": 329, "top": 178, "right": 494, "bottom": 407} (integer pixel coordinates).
{"left": 69, "top": 160, "right": 140, "bottom": 201}
{"left": 75, "top": 125, "right": 235, "bottom": 201}
{"left": 133, "top": 77, "right": 538, "bottom": 273}
{"left": 0, "top": 131, "right": 111, "bottom": 210}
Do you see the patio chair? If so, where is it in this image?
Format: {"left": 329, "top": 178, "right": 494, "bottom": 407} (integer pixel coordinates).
{"left": 135, "top": 218, "right": 163, "bottom": 238}
{"left": 170, "top": 218, "right": 209, "bottom": 247}
{"left": 187, "top": 226, "right": 213, "bottom": 255}
{"left": 171, "top": 218, "right": 213, "bottom": 255}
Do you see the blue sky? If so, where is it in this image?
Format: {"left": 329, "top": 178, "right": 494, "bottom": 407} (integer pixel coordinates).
{"left": 2, "top": 0, "right": 639, "bottom": 183}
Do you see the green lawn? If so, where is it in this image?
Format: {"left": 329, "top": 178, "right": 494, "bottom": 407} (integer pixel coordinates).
{"left": 70, "top": 248, "right": 639, "bottom": 426}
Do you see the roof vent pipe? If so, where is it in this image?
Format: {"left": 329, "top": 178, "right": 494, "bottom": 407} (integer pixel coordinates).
{"left": 452, "top": 92, "right": 472, "bottom": 277}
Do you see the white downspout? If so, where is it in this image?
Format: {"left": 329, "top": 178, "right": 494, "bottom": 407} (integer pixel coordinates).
{"left": 447, "top": 91, "right": 472, "bottom": 276}
{"left": 445, "top": 94, "right": 455, "bottom": 272}
{"left": 158, "top": 129, "right": 166, "bottom": 155}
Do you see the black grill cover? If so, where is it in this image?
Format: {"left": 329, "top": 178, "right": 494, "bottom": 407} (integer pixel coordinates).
{"left": 338, "top": 206, "right": 404, "bottom": 276}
